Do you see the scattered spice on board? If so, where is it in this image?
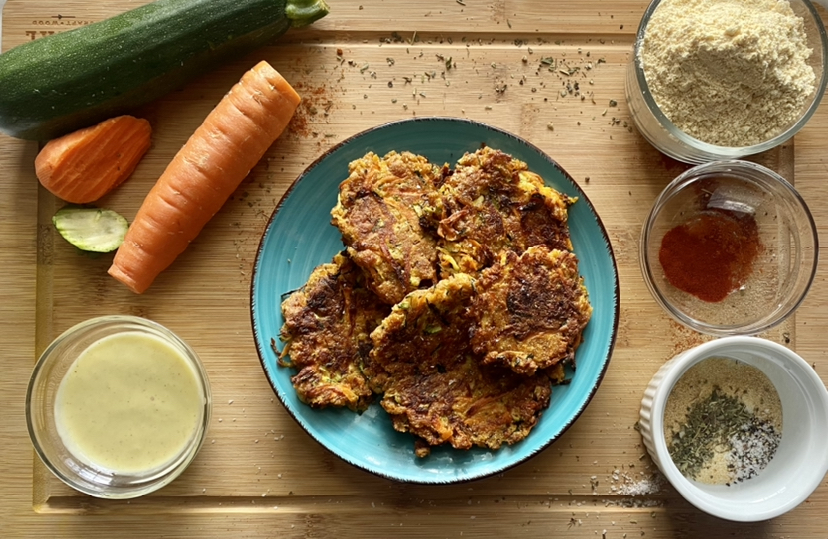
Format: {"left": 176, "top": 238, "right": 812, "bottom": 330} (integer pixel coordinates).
{"left": 663, "top": 357, "right": 782, "bottom": 485}
{"left": 658, "top": 206, "right": 762, "bottom": 303}
{"left": 286, "top": 81, "right": 336, "bottom": 149}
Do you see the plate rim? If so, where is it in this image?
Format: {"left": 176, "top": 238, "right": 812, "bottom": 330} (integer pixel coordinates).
{"left": 249, "top": 116, "right": 621, "bottom": 484}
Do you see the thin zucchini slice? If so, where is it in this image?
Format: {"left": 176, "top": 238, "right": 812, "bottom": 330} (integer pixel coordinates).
{"left": 53, "top": 207, "right": 129, "bottom": 253}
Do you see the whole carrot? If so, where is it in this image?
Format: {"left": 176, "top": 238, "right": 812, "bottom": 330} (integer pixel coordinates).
{"left": 108, "top": 60, "right": 301, "bottom": 293}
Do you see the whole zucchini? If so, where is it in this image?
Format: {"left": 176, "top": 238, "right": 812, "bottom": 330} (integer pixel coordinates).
{"left": 0, "top": 0, "right": 329, "bottom": 141}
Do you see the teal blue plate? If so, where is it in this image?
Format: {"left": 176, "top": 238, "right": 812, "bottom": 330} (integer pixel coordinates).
{"left": 250, "top": 118, "right": 619, "bottom": 484}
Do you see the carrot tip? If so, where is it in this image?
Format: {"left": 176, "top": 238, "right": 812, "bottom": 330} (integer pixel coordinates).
{"left": 107, "top": 264, "right": 147, "bottom": 294}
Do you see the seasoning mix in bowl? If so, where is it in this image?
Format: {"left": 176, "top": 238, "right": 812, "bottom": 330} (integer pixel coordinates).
{"left": 663, "top": 356, "right": 782, "bottom": 485}
{"left": 640, "top": 160, "right": 818, "bottom": 335}
{"left": 639, "top": 337, "right": 828, "bottom": 522}
{"left": 626, "top": 0, "right": 828, "bottom": 163}
{"left": 26, "top": 315, "right": 211, "bottom": 498}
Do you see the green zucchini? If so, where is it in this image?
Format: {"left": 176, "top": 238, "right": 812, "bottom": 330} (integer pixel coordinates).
{"left": 53, "top": 207, "right": 129, "bottom": 252}
{"left": 0, "top": 0, "right": 329, "bottom": 141}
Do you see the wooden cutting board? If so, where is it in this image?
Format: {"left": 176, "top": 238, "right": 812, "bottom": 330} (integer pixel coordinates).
{"left": 2, "top": 1, "right": 828, "bottom": 537}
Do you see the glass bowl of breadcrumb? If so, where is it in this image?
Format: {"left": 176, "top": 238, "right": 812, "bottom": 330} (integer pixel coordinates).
{"left": 626, "top": 0, "right": 828, "bottom": 164}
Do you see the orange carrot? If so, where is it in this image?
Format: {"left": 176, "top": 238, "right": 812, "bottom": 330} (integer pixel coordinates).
{"left": 35, "top": 115, "right": 151, "bottom": 203}
{"left": 108, "top": 61, "right": 301, "bottom": 294}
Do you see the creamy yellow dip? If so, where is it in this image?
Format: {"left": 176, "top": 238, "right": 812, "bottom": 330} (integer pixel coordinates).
{"left": 55, "top": 331, "right": 203, "bottom": 475}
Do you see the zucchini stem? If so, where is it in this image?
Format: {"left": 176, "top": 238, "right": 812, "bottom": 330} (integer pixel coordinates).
{"left": 286, "top": 0, "right": 330, "bottom": 27}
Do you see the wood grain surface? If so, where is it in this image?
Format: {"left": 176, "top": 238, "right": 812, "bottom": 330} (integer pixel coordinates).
{"left": 2, "top": 1, "right": 827, "bottom": 537}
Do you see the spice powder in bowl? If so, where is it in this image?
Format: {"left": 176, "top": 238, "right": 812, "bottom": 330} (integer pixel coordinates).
{"left": 640, "top": 160, "right": 818, "bottom": 335}
{"left": 658, "top": 204, "right": 762, "bottom": 303}
{"left": 663, "top": 357, "right": 782, "bottom": 486}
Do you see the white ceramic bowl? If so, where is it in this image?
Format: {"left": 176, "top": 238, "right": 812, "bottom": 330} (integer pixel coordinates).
{"left": 639, "top": 336, "right": 828, "bottom": 521}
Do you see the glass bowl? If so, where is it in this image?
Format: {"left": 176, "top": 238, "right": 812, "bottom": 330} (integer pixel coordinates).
{"left": 640, "top": 160, "right": 818, "bottom": 335}
{"left": 639, "top": 336, "right": 828, "bottom": 521}
{"left": 626, "top": 0, "right": 828, "bottom": 164}
{"left": 26, "top": 315, "right": 211, "bottom": 499}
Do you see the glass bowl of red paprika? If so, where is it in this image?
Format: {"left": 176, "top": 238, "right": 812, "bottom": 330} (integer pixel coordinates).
{"left": 640, "top": 160, "right": 818, "bottom": 335}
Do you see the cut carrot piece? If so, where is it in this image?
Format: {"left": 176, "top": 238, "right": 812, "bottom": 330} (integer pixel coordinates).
{"left": 35, "top": 115, "right": 151, "bottom": 203}
{"left": 108, "top": 61, "right": 301, "bottom": 294}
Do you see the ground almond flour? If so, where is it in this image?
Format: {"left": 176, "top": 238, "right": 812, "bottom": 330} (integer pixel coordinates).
{"left": 640, "top": 0, "right": 816, "bottom": 147}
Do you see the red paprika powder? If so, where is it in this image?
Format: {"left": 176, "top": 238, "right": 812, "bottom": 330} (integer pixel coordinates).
{"left": 658, "top": 210, "right": 762, "bottom": 303}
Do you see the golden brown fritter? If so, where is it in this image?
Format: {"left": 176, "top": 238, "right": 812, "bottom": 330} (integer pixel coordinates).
{"left": 470, "top": 246, "right": 592, "bottom": 376}
{"left": 331, "top": 151, "right": 444, "bottom": 305}
{"left": 437, "top": 146, "right": 576, "bottom": 276}
{"left": 278, "top": 252, "right": 391, "bottom": 411}
{"left": 368, "top": 273, "right": 552, "bottom": 455}
{"left": 364, "top": 273, "right": 477, "bottom": 393}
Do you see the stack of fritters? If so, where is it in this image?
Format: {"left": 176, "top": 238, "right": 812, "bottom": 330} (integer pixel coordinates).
{"left": 367, "top": 273, "right": 558, "bottom": 458}
{"left": 278, "top": 147, "right": 592, "bottom": 457}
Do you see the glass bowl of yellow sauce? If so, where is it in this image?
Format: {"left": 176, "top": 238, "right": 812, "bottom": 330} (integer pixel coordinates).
{"left": 26, "top": 315, "right": 211, "bottom": 499}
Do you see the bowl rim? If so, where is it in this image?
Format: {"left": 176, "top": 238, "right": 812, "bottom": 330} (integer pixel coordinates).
{"left": 248, "top": 116, "right": 621, "bottom": 484}
{"left": 639, "top": 159, "right": 819, "bottom": 335}
{"left": 643, "top": 336, "right": 828, "bottom": 521}
{"left": 26, "top": 314, "right": 212, "bottom": 499}
{"left": 632, "top": 0, "right": 828, "bottom": 154}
